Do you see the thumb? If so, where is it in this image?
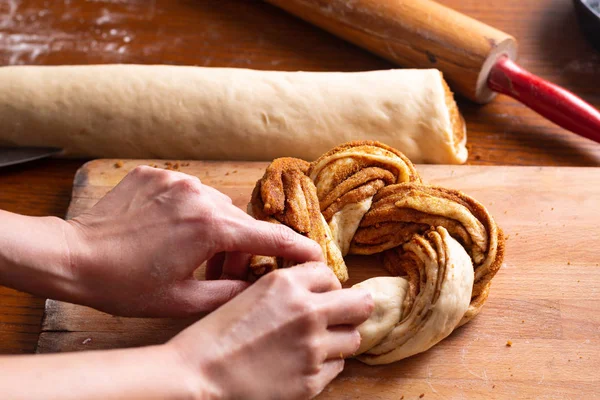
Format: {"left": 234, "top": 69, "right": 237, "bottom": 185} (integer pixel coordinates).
{"left": 166, "top": 279, "right": 250, "bottom": 316}
{"left": 224, "top": 219, "right": 324, "bottom": 263}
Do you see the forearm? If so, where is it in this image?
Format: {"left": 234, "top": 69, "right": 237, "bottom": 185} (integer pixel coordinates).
{"left": 0, "top": 210, "right": 77, "bottom": 299}
{"left": 0, "top": 345, "right": 205, "bottom": 400}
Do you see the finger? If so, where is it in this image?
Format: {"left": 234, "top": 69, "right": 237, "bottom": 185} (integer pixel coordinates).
{"left": 206, "top": 252, "right": 226, "bottom": 280}
{"left": 323, "top": 327, "right": 362, "bottom": 360}
{"left": 202, "top": 184, "right": 233, "bottom": 204}
{"left": 318, "top": 288, "right": 374, "bottom": 326}
{"left": 306, "top": 359, "right": 344, "bottom": 398}
{"left": 221, "top": 252, "right": 251, "bottom": 280}
{"left": 166, "top": 279, "right": 250, "bottom": 315}
{"left": 283, "top": 262, "right": 341, "bottom": 293}
{"left": 224, "top": 219, "right": 324, "bottom": 263}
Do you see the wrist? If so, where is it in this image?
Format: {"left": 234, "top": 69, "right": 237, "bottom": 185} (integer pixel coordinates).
{"left": 0, "top": 343, "right": 215, "bottom": 400}
{"left": 0, "top": 211, "right": 79, "bottom": 299}
{"left": 131, "top": 344, "right": 210, "bottom": 400}
{"left": 166, "top": 340, "right": 222, "bottom": 400}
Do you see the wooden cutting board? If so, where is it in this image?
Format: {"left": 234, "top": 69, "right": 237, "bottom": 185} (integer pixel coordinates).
{"left": 36, "top": 159, "right": 600, "bottom": 399}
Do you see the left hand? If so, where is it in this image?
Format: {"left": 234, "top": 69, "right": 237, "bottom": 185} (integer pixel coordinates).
{"left": 62, "top": 166, "right": 324, "bottom": 317}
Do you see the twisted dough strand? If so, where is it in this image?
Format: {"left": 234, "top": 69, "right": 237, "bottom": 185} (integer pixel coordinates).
{"left": 309, "top": 141, "right": 421, "bottom": 256}
{"left": 247, "top": 141, "right": 504, "bottom": 364}
{"left": 356, "top": 227, "right": 474, "bottom": 365}
{"left": 355, "top": 183, "right": 504, "bottom": 324}
{"left": 248, "top": 157, "right": 347, "bottom": 281}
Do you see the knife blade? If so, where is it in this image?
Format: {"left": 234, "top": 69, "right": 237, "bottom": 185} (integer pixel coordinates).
{"left": 0, "top": 146, "right": 63, "bottom": 168}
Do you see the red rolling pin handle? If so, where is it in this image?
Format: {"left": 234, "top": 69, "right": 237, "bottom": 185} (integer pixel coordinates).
{"left": 488, "top": 56, "right": 600, "bottom": 143}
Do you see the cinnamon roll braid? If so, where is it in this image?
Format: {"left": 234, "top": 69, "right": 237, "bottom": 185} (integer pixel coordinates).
{"left": 351, "top": 183, "right": 504, "bottom": 324}
{"left": 247, "top": 157, "right": 348, "bottom": 282}
{"left": 355, "top": 227, "right": 474, "bottom": 365}
{"left": 308, "top": 141, "right": 421, "bottom": 256}
{"left": 245, "top": 141, "right": 505, "bottom": 364}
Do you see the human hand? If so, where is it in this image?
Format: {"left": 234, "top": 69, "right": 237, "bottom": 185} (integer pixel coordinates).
{"left": 63, "top": 166, "right": 323, "bottom": 317}
{"left": 169, "top": 262, "right": 374, "bottom": 400}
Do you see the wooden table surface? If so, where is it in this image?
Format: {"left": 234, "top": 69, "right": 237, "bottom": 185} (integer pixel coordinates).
{"left": 1, "top": 0, "right": 599, "bottom": 355}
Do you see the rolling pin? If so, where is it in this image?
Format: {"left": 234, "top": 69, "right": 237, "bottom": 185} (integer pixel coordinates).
{"left": 266, "top": 0, "right": 600, "bottom": 143}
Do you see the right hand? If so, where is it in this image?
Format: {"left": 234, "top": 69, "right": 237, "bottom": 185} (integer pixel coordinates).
{"left": 169, "top": 262, "right": 374, "bottom": 400}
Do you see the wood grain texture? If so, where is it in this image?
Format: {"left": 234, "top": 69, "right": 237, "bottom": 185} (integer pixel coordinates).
{"left": 265, "top": 0, "right": 517, "bottom": 102}
{"left": 34, "top": 159, "right": 600, "bottom": 399}
{"left": 0, "top": 287, "right": 45, "bottom": 354}
{"left": 1, "top": 0, "right": 599, "bottom": 166}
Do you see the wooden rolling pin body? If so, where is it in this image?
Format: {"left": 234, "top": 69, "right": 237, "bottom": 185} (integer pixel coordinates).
{"left": 266, "top": 0, "right": 518, "bottom": 103}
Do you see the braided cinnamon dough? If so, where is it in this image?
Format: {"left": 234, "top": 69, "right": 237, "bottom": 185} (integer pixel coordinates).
{"left": 248, "top": 141, "right": 504, "bottom": 365}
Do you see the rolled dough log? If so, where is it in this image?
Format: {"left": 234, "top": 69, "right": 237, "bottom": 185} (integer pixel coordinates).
{"left": 0, "top": 65, "right": 467, "bottom": 164}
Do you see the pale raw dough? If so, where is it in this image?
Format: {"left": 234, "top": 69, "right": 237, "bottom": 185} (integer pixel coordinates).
{"left": 356, "top": 229, "right": 474, "bottom": 365}
{"left": 310, "top": 144, "right": 420, "bottom": 256}
{"left": 0, "top": 65, "right": 467, "bottom": 164}
{"left": 328, "top": 198, "right": 372, "bottom": 255}
{"left": 352, "top": 277, "right": 408, "bottom": 355}
{"left": 320, "top": 214, "right": 348, "bottom": 282}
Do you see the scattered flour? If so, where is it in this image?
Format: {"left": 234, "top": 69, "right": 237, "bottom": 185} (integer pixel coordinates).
{"left": 564, "top": 53, "right": 600, "bottom": 74}
{"left": 0, "top": 0, "right": 154, "bottom": 64}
